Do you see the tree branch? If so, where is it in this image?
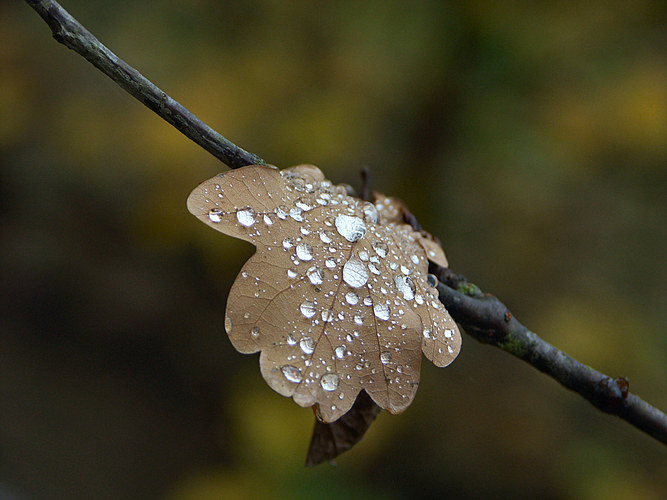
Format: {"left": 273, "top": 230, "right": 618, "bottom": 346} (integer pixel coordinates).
{"left": 434, "top": 266, "right": 667, "bottom": 445}
{"left": 25, "top": 0, "right": 666, "bottom": 446}
{"left": 24, "top": 0, "right": 265, "bottom": 169}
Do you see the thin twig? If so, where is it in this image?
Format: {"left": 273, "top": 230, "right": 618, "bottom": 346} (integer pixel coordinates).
{"left": 434, "top": 267, "right": 667, "bottom": 445}
{"left": 25, "top": 0, "right": 667, "bottom": 446}
{"left": 24, "top": 0, "right": 265, "bottom": 169}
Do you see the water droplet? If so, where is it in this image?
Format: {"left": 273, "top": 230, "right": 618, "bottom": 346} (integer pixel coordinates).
{"left": 400, "top": 265, "right": 411, "bottom": 275}
{"left": 319, "top": 231, "right": 333, "bottom": 244}
{"left": 342, "top": 259, "right": 369, "bottom": 288}
{"left": 282, "top": 237, "right": 294, "bottom": 249}
{"left": 321, "top": 373, "right": 339, "bottom": 391}
{"left": 444, "top": 328, "right": 455, "bottom": 339}
{"left": 287, "top": 269, "right": 297, "bottom": 278}
{"left": 372, "top": 241, "right": 388, "bottom": 258}
{"left": 281, "top": 365, "right": 302, "bottom": 383}
{"left": 394, "top": 275, "right": 416, "bottom": 301}
{"left": 362, "top": 202, "right": 379, "bottom": 223}
{"left": 380, "top": 351, "right": 392, "bottom": 365}
{"left": 423, "top": 328, "right": 432, "bottom": 339}
{"left": 358, "top": 250, "right": 369, "bottom": 261}
{"left": 300, "top": 336, "right": 315, "bottom": 355}
{"left": 289, "top": 207, "right": 304, "bottom": 222}
{"left": 300, "top": 301, "right": 317, "bottom": 318}
{"left": 300, "top": 226, "right": 311, "bottom": 235}
{"left": 307, "top": 266, "right": 324, "bottom": 285}
{"left": 208, "top": 208, "right": 223, "bottom": 223}
{"left": 236, "top": 208, "right": 256, "bottom": 227}
{"left": 287, "top": 334, "right": 297, "bottom": 345}
{"left": 363, "top": 297, "right": 373, "bottom": 307}
{"left": 345, "top": 291, "right": 359, "bottom": 305}
{"left": 373, "top": 303, "right": 390, "bottom": 321}
{"left": 263, "top": 214, "right": 273, "bottom": 225}
{"left": 368, "top": 263, "right": 381, "bottom": 275}
{"left": 321, "top": 309, "right": 334, "bottom": 322}
{"left": 251, "top": 326, "right": 260, "bottom": 338}
{"left": 296, "top": 243, "right": 314, "bottom": 261}
{"left": 415, "top": 295, "right": 425, "bottom": 305}
{"left": 224, "top": 316, "right": 232, "bottom": 333}
{"left": 410, "top": 254, "right": 420, "bottom": 265}
{"left": 275, "top": 205, "right": 288, "bottom": 219}
{"left": 426, "top": 274, "right": 438, "bottom": 287}
{"left": 295, "top": 198, "right": 314, "bottom": 211}
{"left": 325, "top": 258, "right": 337, "bottom": 269}
{"left": 354, "top": 312, "right": 364, "bottom": 325}
{"left": 335, "top": 346, "right": 346, "bottom": 359}
{"left": 335, "top": 214, "right": 367, "bottom": 242}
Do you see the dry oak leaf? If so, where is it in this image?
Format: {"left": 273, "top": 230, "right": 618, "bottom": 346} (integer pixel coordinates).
{"left": 187, "top": 164, "right": 461, "bottom": 423}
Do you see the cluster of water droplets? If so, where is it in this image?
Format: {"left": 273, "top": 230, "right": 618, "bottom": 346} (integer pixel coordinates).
{"left": 192, "top": 165, "right": 458, "bottom": 420}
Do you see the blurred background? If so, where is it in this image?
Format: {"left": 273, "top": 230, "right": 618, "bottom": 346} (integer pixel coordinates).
{"left": 2, "top": 1, "right": 666, "bottom": 499}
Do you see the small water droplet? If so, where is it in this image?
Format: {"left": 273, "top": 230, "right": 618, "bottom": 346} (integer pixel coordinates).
{"left": 358, "top": 250, "right": 369, "bottom": 261}
{"left": 342, "top": 259, "right": 369, "bottom": 288}
{"left": 410, "top": 254, "right": 420, "bottom": 265}
{"left": 307, "top": 266, "right": 324, "bottom": 285}
{"left": 208, "top": 208, "right": 223, "bottom": 223}
{"left": 236, "top": 208, "right": 256, "bottom": 227}
{"left": 372, "top": 240, "right": 388, "bottom": 258}
{"left": 287, "top": 269, "right": 297, "bottom": 278}
{"left": 283, "top": 237, "right": 294, "bottom": 249}
{"left": 263, "top": 214, "right": 273, "bottom": 225}
{"left": 296, "top": 243, "right": 314, "bottom": 261}
{"left": 295, "top": 198, "right": 314, "bottom": 211}
{"left": 400, "top": 265, "right": 411, "bottom": 275}
{"left": 373, "top": 303, "right": 390, "bottom": 321}
{"left": 300, "top": 301, "right": 317, "bottom": 318}
{"left": 325, "top": 258, "right": 337, "bottom": 269}
{"left": 363, "top": 297, "right": 373, "bottom": 306}
{"left": 394, "top": 275, "right": 416, "bottom": 301}
{"left": 415, "top": 295, "right": 425, "bottom": 305}
{"left": 444, "top": 328, "right": 455, "bottom": 339}
{"left": 426, "top": 274, "right": 438, "bottom": 287}
{"left": 368, "top": 263, "right": 381, "bottom": 275}
{"left": 251, "top": 326, "right": 260, "bottom": 338}
{"left": 345, "top": 291, "right": 359, "bottom": 305}
{"left": 319, "top": 231, "right": 333, "bottom": 244}
{"left": 423, "top": 328, "right": 432, "bottom": 339}
{"left": 300, "top": 226, "right": 311, "bottom": 235}
{"left": 287, "top": 334, "right": 297, "bottom": 345}
{"left": 380, "top": 351, "right": 392, "bottom": 365}
{"left": 335, "top": 346, "right": 346, "bottom": 359}
{"left": 281, "top": 365, "right": 302, "bottom": 383}
{"left": 224, "top": 316, "right": 232, "bottom": 333}
{"left": 289, "top": 207, "right": 304, "bottom": 222}
{"left": 335, "top": 214, "right": 367, "bottom": 242}
{"left": 321, "top": 373, "right": 339, "bottom": 391}
{"left": 362, "top": 202, "right": 379, "bottom": 223}
{"left": 275, "top": 205, "right": 289, "bottom": 219}
{"left": 321, "top": 309, "right": 334, "bottom": 322}
{"left": 300, "top": 336, "right": 315, "bottom": 355}
{"left": 354, "top": 312, "right": 364, "bottom": 325}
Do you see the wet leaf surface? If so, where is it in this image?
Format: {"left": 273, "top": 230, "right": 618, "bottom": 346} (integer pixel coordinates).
{"left": 188, "top": 165, "right": 461, "bottom": 423}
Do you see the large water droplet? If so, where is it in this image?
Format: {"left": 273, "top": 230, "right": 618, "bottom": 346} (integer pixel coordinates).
{"left": 335, "top": 214, "right": 367, "bottom": 242}
{"left": 373, "top": 303, "right": 390, "bottom": 321}
{"left": 342, "top": 259, "right": 369, "bottom": 288}
{"left": 300, "top": 336, "right": 315, "bottom": 355}
{"left": 236, "top": 208, "right": 256, "bottom": 227}
{"left": 296, "top": 243, "right": 314, "bottom": 261}
{"left": 394, "top": 275, "right": 416, "bottom": 301}
{"left": 208, "top": 208, "right": 223, "bottom": 223}
{"left": 345, "top": 291, "right": 359, "bottom": 305}
{"left": 380, "top": 351, "right": 392, "bottom": 365}
{"left": 307, "top": 266, "right": 324, "bottom": 286}
{"left": 321, "top": 373, "right": 339, "bottom": 391}
{"left": 300, "top": 301, "right": 317, "bottom": 318}
{"left": 282, "top": 365, "right": 302, "bottom": 383}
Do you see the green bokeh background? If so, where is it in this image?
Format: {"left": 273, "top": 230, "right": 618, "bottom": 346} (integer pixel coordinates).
{"left": 2, "top": 1, "right": 666, "bottom": 499}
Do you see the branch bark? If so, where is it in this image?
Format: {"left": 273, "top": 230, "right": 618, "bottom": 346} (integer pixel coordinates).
{"left": 25, "top": 0, "right": 667, "bottom": 446}
{"left": 24, "top": 0, "right": 265, "bottom": 169}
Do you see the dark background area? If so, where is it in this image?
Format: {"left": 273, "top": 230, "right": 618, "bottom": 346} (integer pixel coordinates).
{"left": 2, "top": 1, "right": 666, "bottom": 499}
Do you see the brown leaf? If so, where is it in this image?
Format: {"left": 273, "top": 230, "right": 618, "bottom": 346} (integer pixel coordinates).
{"left": 305, "top": 390, "right": 381, "bottom": 466}
{"left": 188, "top": 164, "right": 461, "bottom": 423}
